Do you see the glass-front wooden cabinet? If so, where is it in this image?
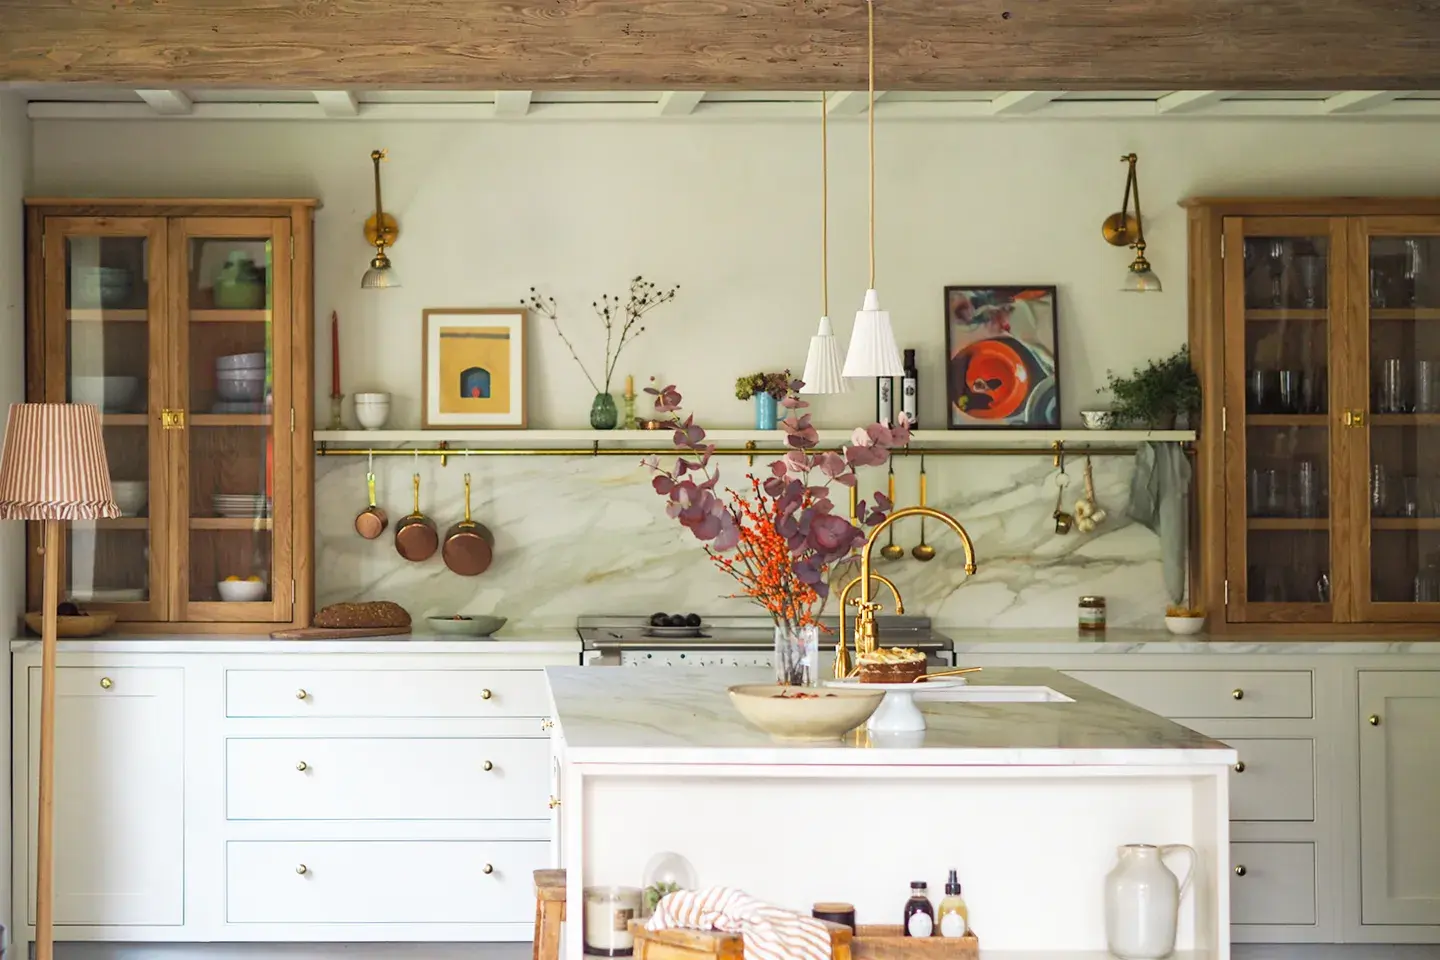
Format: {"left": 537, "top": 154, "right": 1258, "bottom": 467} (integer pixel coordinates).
{"left": 24, "top": 200, "right": 315, "bottom": 632}
{"left": 1189, "top": 198, "right": 1440, "bottom": 632}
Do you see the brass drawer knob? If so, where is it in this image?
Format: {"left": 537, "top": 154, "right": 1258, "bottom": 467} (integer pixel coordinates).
{"left": 481, "top": 688, "right": 493, "bottom": 700}
{"left": 1234, "top": 865, "right": 1247, "bottom": 877}
{"left": 483, "top": 760, "right": 494, "bottom": 772}
{"left": 1232, "top": 688, "right": 1244, "bottom": 700}
{"left": 483, "top": 863, "right": 495, "bottom": 875}
{"left": 1233, "top": 761, "right": 1246, "bottom": 773}
{"left": 99, "top": 677, "right": 113, "bottom": 689}
{"left": 548, "top": 796, "right": 562, "bottom": 809}
{"left": 296, "top": 689, "right": 309, "bottom": 700}
{"left": 541, "top": 718, "right": 555, "bottom": 731}
{"left": 1369, "top": 714, "right": 1381, "bottom": 726}
{"left": 296, "top": 761, "right": 308, "bottom": 772}
{"left": 296, "top": 864, "right": 308, "bottom": 875}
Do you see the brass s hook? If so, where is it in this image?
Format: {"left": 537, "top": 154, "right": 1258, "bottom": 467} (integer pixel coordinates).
{"left": 1052, "top": 440, "right": 1066, "bottom": 471}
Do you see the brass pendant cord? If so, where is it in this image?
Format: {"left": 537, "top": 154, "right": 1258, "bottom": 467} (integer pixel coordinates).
{"left": 822, "top": 93, "right": 829, "bottom": 317}
{"left": 867, "top": 0, "right": 876, "bottom": 289}
{"left": 371, "top": 149, "right": 387, "bottom": 250}
{"left": 1126, "top": 154, "right": 1146, "bottom": 249}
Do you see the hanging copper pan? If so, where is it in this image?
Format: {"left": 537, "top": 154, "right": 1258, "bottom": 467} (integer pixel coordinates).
{"left": 394, "top": 473, "right": 439, "bottom": 561}
{"left": 442, "top": 473, "right": 494, "bottom": 576}
{"left": 354, "top": 465, "right": 388, "bottom": 540}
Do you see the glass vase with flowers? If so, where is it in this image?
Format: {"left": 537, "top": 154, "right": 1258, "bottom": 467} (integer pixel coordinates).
{"left": 643, "top": 380, "right": 910, "bottom": 686}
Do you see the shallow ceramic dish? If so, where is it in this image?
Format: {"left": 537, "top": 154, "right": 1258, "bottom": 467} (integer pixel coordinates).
{"left": 1079, "top": 410, "right": 1115, "bottom": 430}
{"left": 728, "top": 684, "right": 884, "bottom": 742}
{"left": 216, "top": 352, "right": 267, "bottom": 372}
{"left": 216, "top": 374, "right": 267, "bottom": 402}
{"left": 426, "top": 615, "right": 507, "bottom": 637}
{"left": 24, "top": 612, "right": 117, "bottom": 638}
{"left": 110, "top": 480, "right": 148, "bottom": 517}
{"left": 1164, "top": 615, "right": 1206, "bottom": 635}
{"left": 217, "top": 580, "right": 267, "bottom": 602}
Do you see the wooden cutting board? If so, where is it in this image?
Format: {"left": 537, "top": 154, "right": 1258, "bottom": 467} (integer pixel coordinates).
{"left": 269, "top": 626, "right": 412, "bottom": 640}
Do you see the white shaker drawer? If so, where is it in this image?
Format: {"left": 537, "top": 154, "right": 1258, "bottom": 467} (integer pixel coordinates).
{"left": 1227, "top": 738, "right": 1315, "bottom": 821}
{"left": 1230, "top": 842, "right": 1317, "bottom": 926}
{"left": 226, "top": 738, "right": 549, "bottom": 820}
{"left": 226, "top": 840, "right": 547, "bottom": 924}
{"left": 225, "top": 669, "right": 549, "bottom": 718}
{"left": 1066, "top": 670, "right": 1312, "bottom": 719}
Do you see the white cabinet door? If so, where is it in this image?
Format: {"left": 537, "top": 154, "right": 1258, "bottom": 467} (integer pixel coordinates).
{"left": 25, "top": 666, "right": 185, "bottom": 926}
{"left": 1358, "top": 671, "right": 1440, "bottom": 924}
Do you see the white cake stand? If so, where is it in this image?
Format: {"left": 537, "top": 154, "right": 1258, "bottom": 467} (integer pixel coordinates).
{"left": 826, "top": 677, "right": 968, "bottom": 732}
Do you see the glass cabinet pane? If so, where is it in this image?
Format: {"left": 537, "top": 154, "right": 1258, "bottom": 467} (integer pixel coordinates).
{"left": 183, "top": 233, "right": 276, "bottom": 608}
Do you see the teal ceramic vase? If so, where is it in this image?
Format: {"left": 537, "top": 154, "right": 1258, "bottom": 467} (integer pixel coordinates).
{"left": 754, "top": 393, "right": 778, "bottom": 430}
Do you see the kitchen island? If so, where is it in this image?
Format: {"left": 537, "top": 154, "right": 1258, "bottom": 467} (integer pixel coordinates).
{"left": 546, "top": 666, "right": 1236, "bottom": 959}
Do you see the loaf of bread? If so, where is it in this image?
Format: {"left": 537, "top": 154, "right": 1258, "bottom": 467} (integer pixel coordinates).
{"left": 312, "top": 601, "right": 411, "bottom": 629}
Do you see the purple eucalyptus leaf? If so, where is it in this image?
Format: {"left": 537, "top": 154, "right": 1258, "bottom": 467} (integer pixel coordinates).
{"left": 712, "top": 514, "right": 741, "bottom": 552}
{"left": 835, "top": 472, "right": 858, "bottom": 487}
{"left": 652, "top": 476, "right": 675, "bottom": 495}
{"left": 817, "top": 452, "right": 846, "bottom": 478}
{"left": 808, "top": 513, "right": 856, "bottom": 554}
{"left": 762, "top": 476, "right": 785, "bottom": 497}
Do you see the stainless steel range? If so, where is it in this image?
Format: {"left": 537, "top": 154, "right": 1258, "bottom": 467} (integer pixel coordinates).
{"left": 578, "top": 613, "right": 954, "bottom": 670}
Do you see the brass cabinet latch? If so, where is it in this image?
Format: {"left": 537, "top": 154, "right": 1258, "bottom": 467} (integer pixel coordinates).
{"left": 1343, "top": 410, "right": 1366, "bottom": 428}
{"left": 161, "top": 409, "right": 186, "bottom": 430}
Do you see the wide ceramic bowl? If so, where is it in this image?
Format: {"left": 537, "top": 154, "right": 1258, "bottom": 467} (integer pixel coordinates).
{"left": 216, "top": 352, "right": 267, "bottom": 372}
{"left": 216, "top": 373, "right": 266, "bottom": 402}
{"left": 1079, "top": 410, "right": 1115, "bottom": 430}
{"left": 426, "top": 615, "right": 507, "bottom": 637}
{"left": 110, "top": 480, "right": 148, "bottom": 517}
{"left": 71, "top": 376, "right": 140, "bottom": 412}
{"left": 728, "top": 684, "right": 884, "bottom": 741}
{"left": 217, "top": 579, "right": 267, "bottom": 602}
{"left": 1164, "top": 615, "right": 1206, "bottom": 635}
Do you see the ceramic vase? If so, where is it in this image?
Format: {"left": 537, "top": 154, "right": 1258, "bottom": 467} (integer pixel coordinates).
{"left": 754, "top": 393, "right": 778, "bottom": 430}
{"left": 214, "top": 252, "right": 266, "bottom": 310}
{"left": 590, "top": 392, "right": 619, "bottom": 430}
{"left": 773, "top": 622, "right": 819, "bottom": 687}
{"left": 1104, "top": 843, "right": 1195, "bottom": 959}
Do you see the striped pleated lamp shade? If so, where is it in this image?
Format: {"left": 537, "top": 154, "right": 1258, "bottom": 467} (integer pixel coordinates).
{"left": 0, "top": 404, "right": 119, "bottom": 521}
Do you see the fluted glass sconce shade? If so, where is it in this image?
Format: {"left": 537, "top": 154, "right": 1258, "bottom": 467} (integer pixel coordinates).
{"left": 842, "top": 289, "right": 904, "bottom": 379}
{"left": 360, "top": 250, "right": 400, "bottom": 290}
{"left": 800, "top": 315, "right": 847, "bottom": 394}
{"left": 361, "top": 148, "right": 400, "bottom": 290}
{"left": 1121, "top": 258, "right": 1163, "bottom": 293}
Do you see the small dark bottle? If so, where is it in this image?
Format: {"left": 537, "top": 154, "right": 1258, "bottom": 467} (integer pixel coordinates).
{"left": 903, "top": 881, "right": 935, "bottom": 937}
{"left": 901, "top": 349, "right": 919, "bottom": 427}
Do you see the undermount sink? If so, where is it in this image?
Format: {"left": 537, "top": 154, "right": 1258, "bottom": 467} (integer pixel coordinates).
{"left": 916, "top": 685, "right": 1074, "bottom": 704}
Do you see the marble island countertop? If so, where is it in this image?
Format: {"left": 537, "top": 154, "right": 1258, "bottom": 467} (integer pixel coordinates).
{"left": 545, "top": 665, "right": 1237, "bottom": 765}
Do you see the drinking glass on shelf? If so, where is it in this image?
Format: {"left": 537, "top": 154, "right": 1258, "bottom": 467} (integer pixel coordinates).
{"left": 1248, "top": 467, "right": 1285, "bottom": 518}
{"left": 1295, "top": 460, "right": 1321, "bottom": 518}
{"left": 1277, "top": 370, "right": 1304, "bottom": 414}
{"left": 1268, "top": 240, "right": 1288, "bottom": 307}
{"left": 1417, "top": 360, "right": 1440, "bottom": 413}
{"left": 1372, "top": 463, "right": 1392, "bottom": 517}
{"left": 1377, "top": 358, "right": 1408, "bottom": 413}
{"left": 1296, "top": 255, "right": 1322, "bottom": 308}
{"left": 1316, "top": 569, "right": 1331, "bottom": 603}
{"left": 1301, "top": 367, "right": 1327, "bottom": 414}
{"left": 1372, "top": 268, "right": 1390, "bottom": 309}
{"left": 1247, "top": 369, "right": 1277, "bottom": 414}
{"left": 1402, "top": 476, "right": 1421, "bottom": 519}
{"left": 1406, "top": 239, "right": 1423, "bottom": 307}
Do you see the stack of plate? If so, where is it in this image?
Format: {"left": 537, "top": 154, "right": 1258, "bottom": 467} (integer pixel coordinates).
{"left": 212, "top": 494, "right": 272, "bottom": 518}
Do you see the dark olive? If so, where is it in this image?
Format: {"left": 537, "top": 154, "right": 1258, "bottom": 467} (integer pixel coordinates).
{"left": 664, "top": 615, "right": 686, "bottom": 627}
{"left": 684, "top": 613, "right": 701, "bottom": 627}
{"left": 57, "top": 601, "right": 80, "bottom": 617}
{"left": 649, "top": 612, "right": 669, "bottom": 627}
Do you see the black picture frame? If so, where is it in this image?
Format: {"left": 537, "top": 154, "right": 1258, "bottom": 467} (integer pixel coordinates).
{"left": 943, "top": 285, "right": 1060, "bottom": 430}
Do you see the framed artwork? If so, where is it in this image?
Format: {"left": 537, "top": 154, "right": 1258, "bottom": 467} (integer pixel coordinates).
{"left": 422, "top": 308, "right": 528, "bottom": 428}
{"left": 943, "top": 285, "right": 1060, "bottom": 429}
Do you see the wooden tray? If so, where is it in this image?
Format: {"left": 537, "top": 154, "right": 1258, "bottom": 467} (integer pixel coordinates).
{"left": 24, "top": 612, "right": 117, "bottom": 638}
{"left": 853, "top": 925, "right": 979, "bottom": 960}
{"left": 269, "top": 626, "right": 411, "bottom": 639}
{"left": 628, "top": 921, "right": 979, "bottom": 960}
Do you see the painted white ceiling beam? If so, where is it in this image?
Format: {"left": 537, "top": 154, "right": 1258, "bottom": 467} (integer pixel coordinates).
{"left": 1155, "top": 90, "right": 1227, "bottom": 114}
{"left": 826, "top": 91, "right": 887, "bottom": 115}
{"left": 656, "top": 91, "right": 705, "bottom": 116}
{"left": 313, "top": 91, "right": 359, "bottom": 117}
{"left": 1323, "top": 90, "right": 1403, "bottom": 113}
{"left": 135, "top": 89, "right": 193, "bottom": 115}
{"left": 493, "top": 91, "right": 533, "bottom": 117}
{"left": 988, "top": 91, "right": 1065, "bottom": 115}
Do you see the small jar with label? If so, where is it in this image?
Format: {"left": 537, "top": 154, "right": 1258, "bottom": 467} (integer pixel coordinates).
{"left": 1078, "top": 596, "right": 1107, "bottom": 632}
{"left": 584, "top": 886, "right": 642, "bottom": 956}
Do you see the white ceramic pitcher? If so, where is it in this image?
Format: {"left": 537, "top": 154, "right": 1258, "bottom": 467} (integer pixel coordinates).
{"left": 1104, "top": 842, "right": 1196, "bottom": 959}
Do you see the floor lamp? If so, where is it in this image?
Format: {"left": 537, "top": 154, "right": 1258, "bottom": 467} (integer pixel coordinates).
{"left": 0, "top": 403, "right": 118, "bottom": 960}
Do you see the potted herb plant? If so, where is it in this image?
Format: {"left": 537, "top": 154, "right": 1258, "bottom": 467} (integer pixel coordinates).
{"left": 735, "top": 370, "right": 791, "bottom": 429}
{"left": 1102, "top": 346, "right": 1201, "bottom": 429}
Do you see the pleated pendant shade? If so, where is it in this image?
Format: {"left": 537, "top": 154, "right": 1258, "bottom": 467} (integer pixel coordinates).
{"left": 0, "top": 403, "right": 119, "bottom": 520}
{"left": 800, "top": 315, "right": 847, "bottom": 394}
{"left": 842, "top": 289, "right": 904, "bottom": 379}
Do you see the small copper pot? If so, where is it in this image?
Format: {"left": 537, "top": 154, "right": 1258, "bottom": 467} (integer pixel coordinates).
{"left": 354, "top": 470, "right": 388, "bottom": 540}
{"left": 442, "top": 473, "right": 494, "bottom": 576}
{"left": 394, "top": 473, "right": 439, "bottom": 562}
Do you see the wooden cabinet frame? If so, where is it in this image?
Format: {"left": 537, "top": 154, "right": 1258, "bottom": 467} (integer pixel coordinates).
{"left": 22, "top": 199, "right": 316, "bottom": 633}
{"left": 1188, "top": 197, "right": 1440, "bottom": 635}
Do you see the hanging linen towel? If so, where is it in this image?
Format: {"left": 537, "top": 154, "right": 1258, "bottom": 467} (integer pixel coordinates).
{"left": 1128, "top": 440, "right": 1193, "bottom": 605}
{"left": 646, "top": 886, "right": 833, "bottom": 960}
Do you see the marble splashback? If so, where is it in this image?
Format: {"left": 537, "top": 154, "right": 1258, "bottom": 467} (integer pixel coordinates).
{"left": 314, "top": 450, "right": 1170, "bottom": 630}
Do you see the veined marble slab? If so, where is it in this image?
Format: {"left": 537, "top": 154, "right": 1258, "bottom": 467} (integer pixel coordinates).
{"left": 545, "top": 665, "right": 1236, "bottom": 765}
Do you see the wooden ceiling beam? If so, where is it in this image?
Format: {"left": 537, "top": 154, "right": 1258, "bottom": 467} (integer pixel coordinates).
{"left": 4, "top": 1, "right": 1440, "bottom": 90}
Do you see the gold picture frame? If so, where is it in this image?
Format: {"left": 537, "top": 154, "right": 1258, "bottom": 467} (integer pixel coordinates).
{"left": 421, "top": 307, "right": 528, "bottom": 429}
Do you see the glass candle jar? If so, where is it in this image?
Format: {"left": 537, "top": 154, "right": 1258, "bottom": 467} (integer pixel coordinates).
{"left": 584, "top": 886, "right": 642, "bottom": 956}
{"left": 1078, "top": 596, "right": 1107, "bottom": 632}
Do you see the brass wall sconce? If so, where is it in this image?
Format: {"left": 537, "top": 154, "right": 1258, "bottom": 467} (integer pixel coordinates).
{"left": 360, "top": 149, "right": 400, "bottom": 289}
{"left": 1103, "top": 153, "right": 1161, "bottom": 293}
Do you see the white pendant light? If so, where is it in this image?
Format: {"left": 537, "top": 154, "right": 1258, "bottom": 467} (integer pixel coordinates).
{"left": 801, "top": 93, "right": 847, "bottom": 395}
{"left": 841, "top": 0, "right": 904, "bottom": 380}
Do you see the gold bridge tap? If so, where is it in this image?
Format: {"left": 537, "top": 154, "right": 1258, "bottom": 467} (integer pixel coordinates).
{"left": 833, "top": 505, "right": 979, "bottom": 680}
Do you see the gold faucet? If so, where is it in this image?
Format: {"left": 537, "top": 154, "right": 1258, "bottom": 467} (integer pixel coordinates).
{"left": 836, "top": 506, "right": 979, "bottom": 679}
{"left": 833, "top": 573, "right": 904, "bottom": 679}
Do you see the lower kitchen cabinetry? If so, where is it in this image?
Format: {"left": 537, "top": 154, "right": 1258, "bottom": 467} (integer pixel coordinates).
{"left": 10, "top": 640, "right": 579, "bottom": 946}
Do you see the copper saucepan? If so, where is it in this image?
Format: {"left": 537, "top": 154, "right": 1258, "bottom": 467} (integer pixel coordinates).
{"left": 442, "top": 473, "right": 495, "bottom": 576}
{"left": 354, "top": 463, "right": 388, "bottom": 540}
{"left": 394, "top": 473, "right": 439, "bottom": 561}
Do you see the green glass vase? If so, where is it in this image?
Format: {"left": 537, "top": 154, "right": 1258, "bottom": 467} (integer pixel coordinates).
{"left": 590, "top": 392, "right": 619, "bottom": 430}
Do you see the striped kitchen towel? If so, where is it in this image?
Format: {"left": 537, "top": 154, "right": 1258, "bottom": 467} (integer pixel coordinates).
{"left": 646, "top": 887, "right": 832, "bottom": 960}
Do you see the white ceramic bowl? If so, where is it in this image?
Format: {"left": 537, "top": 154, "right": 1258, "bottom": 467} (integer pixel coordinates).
{"left": 354, "top": 394, "right": 391, "bottom": 430}
{"left": 215, "top": 374, "right": 266, "bottom": 402}
{"left": 71, "top": 376, "right": 140, "bottom": 412}
{"left": 425, "top": 615, "right": 507, "bottom": 637}
{"left": 110, "top": 480, "right": 148, "bottom": 517}
{"left": 1079, "top": 410, "right": 1115, "bottom": 430}
{"left": 217, "top": 579, "right": 267, "bottom": 602}
{"left": 1164, "top": 615, "right": 1206, "bottom": 635}
{"left": 216, "top": 352, "right": 267, "bottom": 372}
{"left": 728, "top": 684, "right": 884, "bottom": 741}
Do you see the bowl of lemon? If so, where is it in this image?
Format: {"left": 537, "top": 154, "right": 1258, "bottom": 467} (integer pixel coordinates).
{"left": 218, "top": 576, "right": 267, "bottom": 602}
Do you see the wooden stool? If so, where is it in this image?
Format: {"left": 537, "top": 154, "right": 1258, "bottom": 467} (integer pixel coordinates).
{"left": 533, "top": 869, "right": 567, "bottom": 960}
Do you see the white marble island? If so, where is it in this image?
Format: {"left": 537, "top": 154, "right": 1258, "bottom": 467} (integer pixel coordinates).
{"left": 547, "top": 666, "right": 1236, "bottom": 959}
